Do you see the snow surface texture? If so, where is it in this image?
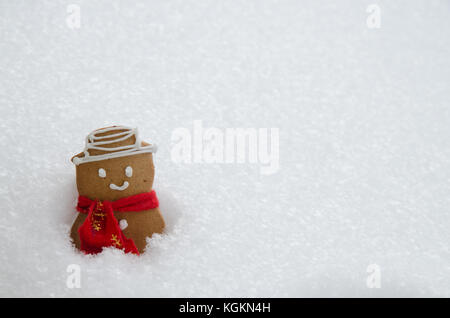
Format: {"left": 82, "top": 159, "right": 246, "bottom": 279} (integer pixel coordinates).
{"left": 0, "top": 0, "right": 449, "bottom": 297}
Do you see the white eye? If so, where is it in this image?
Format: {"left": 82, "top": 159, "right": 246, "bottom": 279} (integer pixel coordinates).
{"left": 125, "top": 166, "right": 133, "bottom": 177}
{"left": 98, "top": 168, "right": 106, "bottom": 178}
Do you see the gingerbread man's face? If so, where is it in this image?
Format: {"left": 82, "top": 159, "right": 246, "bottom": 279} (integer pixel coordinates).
{"left": 75, "top": 153, "right": 155, "bottom": 201}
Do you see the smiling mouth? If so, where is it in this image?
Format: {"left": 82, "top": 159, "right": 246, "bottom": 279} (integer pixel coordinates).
{"left": 109, "top": 181, "right": 129, "bottom": 191}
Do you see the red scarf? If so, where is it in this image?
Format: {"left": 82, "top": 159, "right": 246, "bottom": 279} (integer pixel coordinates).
{"left": 76, "top": 191, "right": 159, "bottom": 255}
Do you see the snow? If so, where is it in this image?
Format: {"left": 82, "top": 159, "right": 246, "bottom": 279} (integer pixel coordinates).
{"left": 0, "top": 0, "right": 449, "bottom": 297}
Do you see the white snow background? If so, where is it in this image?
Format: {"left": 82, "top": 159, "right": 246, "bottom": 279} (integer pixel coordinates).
{"left": 0, "top": 0, "right": 449, "bottom": 297}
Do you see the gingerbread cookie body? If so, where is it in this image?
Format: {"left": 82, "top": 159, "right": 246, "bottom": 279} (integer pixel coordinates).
{"left": 70, "top": 126, "right": 165, "bottom": 254}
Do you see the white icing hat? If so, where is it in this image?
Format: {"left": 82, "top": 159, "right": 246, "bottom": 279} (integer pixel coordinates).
{"left": 72, "top": 126, "right": 157, "bottom": 165}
